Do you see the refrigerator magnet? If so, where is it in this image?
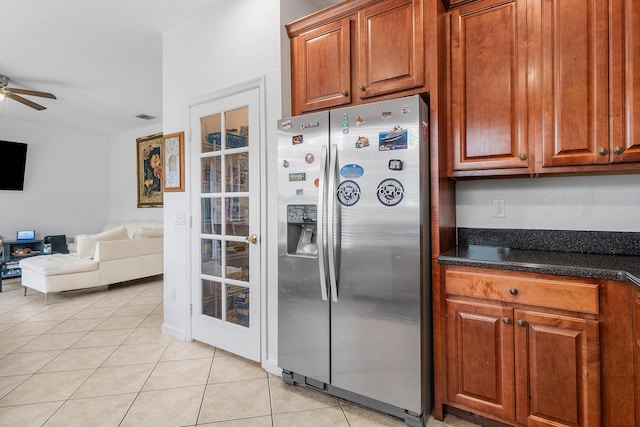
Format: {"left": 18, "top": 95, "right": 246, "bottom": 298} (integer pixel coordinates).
{"left": 388, "top": 159, "right": 403, "bottom": 171}
{"left": 377, "top": 178, "right": 404, "bottom": 207}
{"left": 336, "top": 180, "right": 361, "bottom": 207}
{"left": 292, "top": 135, "right": 303, "bottom": 145}
{"left": 296, "top": 188, "right": 304, "bottom": 195}
{"left": 289, "top": 172, "right": 306, "bottom": 182}
{"left": 314, "top": 178, "right": 319, "bottom": 187}
{"left": 355, "top": 136, "right": 369, "bottom": 148}
{"left": 281, "top": 120, "right": 292, "bottom": 130}
{"left": 282, "top": 160, "right": 290, "bottom": 168}
{"left": 379, "top": 129, "right": 408, "bottom": 151}
{"left": 381, "top": 109, "right": 392, "bottom": 120}
{"left": 340, "top": 164, "right": 365, "bottom": 179}
{"left": 356, "top": 116, "right": 365, "bottom": 126}
{"left": 301, "top": 122, "right": 320, "bottom": 129}
{"left": 305, "top": 153, "right": 315, "bottom": 164}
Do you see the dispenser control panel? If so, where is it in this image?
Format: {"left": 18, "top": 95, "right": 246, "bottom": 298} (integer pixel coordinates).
{"left": 287, "top": 204, "right": 317, "bottom": 224}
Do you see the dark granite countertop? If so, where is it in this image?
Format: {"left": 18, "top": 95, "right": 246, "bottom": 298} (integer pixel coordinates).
{"left": 438, "top": 228, "right": 640, "bottom": 289}
{"left": 439, "top": 245, "right": 640, "bottom": 289}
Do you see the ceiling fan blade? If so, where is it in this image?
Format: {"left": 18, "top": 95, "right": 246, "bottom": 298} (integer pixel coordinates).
{"left": 8, "top": 87, "right": 56, "bottom": 99}
{"left": 6, "top": 93, "right": 47, "bottom": 110}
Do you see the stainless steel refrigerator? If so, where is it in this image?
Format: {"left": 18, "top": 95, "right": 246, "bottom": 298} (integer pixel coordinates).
{"left": 277, "top": 95, "right": 431, "bottom": 427}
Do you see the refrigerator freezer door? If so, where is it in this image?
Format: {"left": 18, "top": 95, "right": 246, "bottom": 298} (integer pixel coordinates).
{"left": 329, "top": 96, "right": 428, "bottom": 413}
{"left": 277, "top": 111, "right": 331, "bottom": 383}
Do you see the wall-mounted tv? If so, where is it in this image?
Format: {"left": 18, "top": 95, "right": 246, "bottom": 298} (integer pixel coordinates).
{"left": 0, "top": 140, "right": 28, "bottom": 191}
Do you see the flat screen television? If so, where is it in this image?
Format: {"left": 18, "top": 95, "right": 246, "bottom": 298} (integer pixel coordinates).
{"left": 0, "top": 140, "right": 28, "bottom": 190}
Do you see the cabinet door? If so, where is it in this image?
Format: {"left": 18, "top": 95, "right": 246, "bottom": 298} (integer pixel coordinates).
{"left": 610, "top": 0, "right": 640, "bottom": 163}
{"left": 450, "top": 0, "right": 530, "bottom": 172}
{"left": 357, "top": 0, "right": 424, "bottom": 98}
{"left": 446, "top": 299, "right": 515, "bottom": 420}
{"left": 539, "top": 0, "right": 610, "bottom": 167}
{"left": 291, "top": 18, "right": 351, "bottom": 114}
{"left": 514, "top": 310, "right": 600, "bottom": 427}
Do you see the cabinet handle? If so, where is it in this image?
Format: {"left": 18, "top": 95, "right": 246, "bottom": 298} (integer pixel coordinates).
{"left": 359, "top": 84, "right": 365, "bottom": 91}
{"left": 517, "top": 320, "right": 526, "bottom": 327}
{"left": 503, "top": 317, "right": 512, "bottom": 325}
{"left": 341, "top": 90, "right": 348, "bottom": 97}
{"left": 598, "top": 147, "right": 608, "bottom": 156}
{"left": 614, "top": 146, "right": 624, "bottom": 155}
{"left": 509, "top": 288, "right": 518, "bottom": 296}
{"left": 519, "top": 153, "right": 527, "bottom": 161}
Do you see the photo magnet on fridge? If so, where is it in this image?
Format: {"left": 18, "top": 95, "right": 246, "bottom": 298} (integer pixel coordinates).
{"left": 289, "top": 172, "right": 306, "bottom": 182}
{"left": 292, "top": 135, "right": 303, "bottom": 145}
{"left": 379, "top": 128, "right": 408, "bottom": 151}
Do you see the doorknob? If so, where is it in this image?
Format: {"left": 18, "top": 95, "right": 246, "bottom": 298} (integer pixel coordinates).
{"left": 245, "top": 234, "right": 258, "bottom": 244}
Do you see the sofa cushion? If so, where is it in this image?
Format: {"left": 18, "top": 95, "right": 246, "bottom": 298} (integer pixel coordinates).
{"left": 76, "top": 226, "right": 129, "bottom": 258}
{"left": 19, "top": 254, "right": 99, "bottom": 276}
{"left": 134, "top": 225, "right": 163, "bottom": 238}
{"left": 104, "top": 221, "right": 163, "bottom": 239}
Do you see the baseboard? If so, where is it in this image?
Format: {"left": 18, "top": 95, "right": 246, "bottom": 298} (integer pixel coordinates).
{"left": 161, "top": 323, "right": 187, "bottom": 340}
{"left": 262, "top": 358, "right": 282, "bottom": 376}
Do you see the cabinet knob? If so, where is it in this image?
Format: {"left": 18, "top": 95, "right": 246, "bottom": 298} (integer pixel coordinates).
{"left": 503, "top": 316, "right": 512, "bottom": 325}
{"left": 614, "top": 146, "right": 624, "bottom": 155}
{"left": 598, "top": 147, "right": 608, "bottom": 156}
{"left": 519, "top": 153, "right": 527, "bottom": 161}
{"left": 359, "top": 84, "right": 365, "bottom": 91}
{"left": 517, "top": 320, "right": 526, "bottom": 328}
{"left": 509, "top": 288, "right": 518, "bottom": 296}
{"left": 342, "top": 90, "right": 348, "bottom": 97}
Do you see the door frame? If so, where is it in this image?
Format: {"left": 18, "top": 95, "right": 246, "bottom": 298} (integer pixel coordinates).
{"left": 187, "top": 77, "right": 267, "bottom": 363}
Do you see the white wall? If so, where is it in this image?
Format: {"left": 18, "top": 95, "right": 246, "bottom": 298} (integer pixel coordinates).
{"left": 161, "top": 0, "right": 285, "bottom": 374}
{"left": 109, "top": 123, "right": 163, "bottom": 221}
{"left": 456, "top": 174, "right": 640, "bottom": 232}
{"left": 0, "top": 118, "right": 110, "bottom": 241}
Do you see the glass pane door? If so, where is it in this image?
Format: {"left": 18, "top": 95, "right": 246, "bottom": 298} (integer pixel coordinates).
{"left": 191, "top": 87, "right": 260, "bottom": 361}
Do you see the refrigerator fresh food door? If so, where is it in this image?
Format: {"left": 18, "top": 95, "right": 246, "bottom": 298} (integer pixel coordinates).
{"left": 277, "top": 111, "right": 331, "bottom": 383}
{"left": 328, "top": 95, "right": 427, "bottom": 414}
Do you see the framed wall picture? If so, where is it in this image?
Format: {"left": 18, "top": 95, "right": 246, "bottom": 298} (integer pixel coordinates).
{"left": 162, "top": 131, "right": 185, "bottom": 192}
{"left": 136, "top": 133, "right": 164, "bottom": 207}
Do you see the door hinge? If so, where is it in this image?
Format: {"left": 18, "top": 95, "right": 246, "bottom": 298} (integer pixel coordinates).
{"left": 190, "top": 304, "right": 193, "bottom": 315}
{"left": 189, "top": 216, "right": 193, "bottom": 228}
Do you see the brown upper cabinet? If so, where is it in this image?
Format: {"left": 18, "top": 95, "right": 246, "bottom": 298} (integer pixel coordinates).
{"left": 449, "top": 0, "right": 530, "bottom": 173}
{"left": 448, "top": 0, "right": 640, "bottom": 177}
{"left": 286, "top": 0, "right": 426, "bottom": 116}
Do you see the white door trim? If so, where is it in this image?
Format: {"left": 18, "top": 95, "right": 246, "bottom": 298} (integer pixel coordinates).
{"left": 187, "top": 76, "right": 267, "bottom": 364}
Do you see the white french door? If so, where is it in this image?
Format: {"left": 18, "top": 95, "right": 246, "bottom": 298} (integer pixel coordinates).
{"left": 190, "top": 86, "right": 261, "bottom": 361}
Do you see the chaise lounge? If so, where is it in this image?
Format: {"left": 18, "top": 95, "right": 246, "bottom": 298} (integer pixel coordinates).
{"left": 19, "top": 220, "right": 163, "bottom": 304}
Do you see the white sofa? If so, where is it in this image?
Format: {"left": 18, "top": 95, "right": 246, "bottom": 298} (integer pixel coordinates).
{"left": 19, "top": 220, "right": 163, "bottom": 304}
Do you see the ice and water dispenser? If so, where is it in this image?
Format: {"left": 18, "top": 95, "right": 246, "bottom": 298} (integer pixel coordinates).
{"left": 286, "top": 204, "right": 317, "bottom": 256}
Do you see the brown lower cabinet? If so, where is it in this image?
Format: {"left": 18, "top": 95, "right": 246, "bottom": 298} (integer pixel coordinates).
{"left": 438, "top": 265, "right": 638, "bottom": 426}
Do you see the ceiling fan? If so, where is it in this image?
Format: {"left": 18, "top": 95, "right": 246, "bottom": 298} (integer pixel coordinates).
{"left": 0, "top": 74, "right": 56, "bottom": 111}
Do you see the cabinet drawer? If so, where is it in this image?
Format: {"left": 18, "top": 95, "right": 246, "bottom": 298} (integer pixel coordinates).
{"left": 445, "top": 268, "right": 599, "bottom": 314}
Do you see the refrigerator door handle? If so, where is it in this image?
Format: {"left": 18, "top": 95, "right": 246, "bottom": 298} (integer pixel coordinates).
{"left": 317, "top": 145, "right": 329, "bottom": 301}
{"left": 327, "top": 143, "right": 339, "bottom": 302}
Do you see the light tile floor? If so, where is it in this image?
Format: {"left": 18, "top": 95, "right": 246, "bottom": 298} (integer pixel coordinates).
{"left": 0, "top": 277, "right": 479, "bottom": 427}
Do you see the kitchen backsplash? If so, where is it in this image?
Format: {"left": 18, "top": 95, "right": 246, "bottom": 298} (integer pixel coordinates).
{"left": 458, "top": 227, "right": 640, "bottom": 256}
{"left": 456, "top": 174, "right": 640, "bottom": 232}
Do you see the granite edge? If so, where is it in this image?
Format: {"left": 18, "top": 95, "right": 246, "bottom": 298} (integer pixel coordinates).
{"left": 438, "top": 252, "right": 640, "bottom": 289}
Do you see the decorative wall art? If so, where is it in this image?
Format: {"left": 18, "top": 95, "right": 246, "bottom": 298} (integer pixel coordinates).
{"left": 136, "top": 133, "right": 164, "bottom": 207}
{"left": 163, "top": 131, "right": 185, "bottom": 192}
